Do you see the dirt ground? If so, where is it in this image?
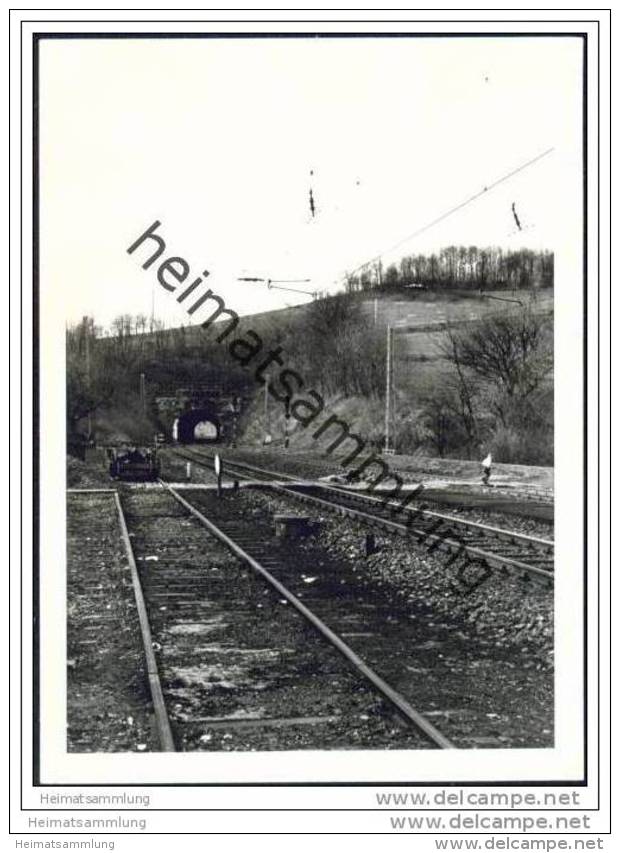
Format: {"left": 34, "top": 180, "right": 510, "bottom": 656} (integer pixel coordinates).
{"left": 65, "top": 454, "right": 553, "bottom": 753}
{"left": 67, "top": 491, "right": 157, "bottom": 752}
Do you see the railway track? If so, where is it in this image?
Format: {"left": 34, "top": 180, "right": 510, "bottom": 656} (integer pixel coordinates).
{"left": 203, "top": 448, "right": 555, "bottom": 521}
{"left": 114, "top": 486, "right": 460, "bottom": 752}
{"left": 67, "top": 484, "right": 554, "bottom": 753}
{"left": 67, "top": 490, "right": 161, "bottom": 752}
{"left": 171, "top": 448, "right": 554, "bottom": 585}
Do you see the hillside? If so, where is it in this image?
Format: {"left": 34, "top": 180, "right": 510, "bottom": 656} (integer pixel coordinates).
{"left": 123, "top": 286, "right": 553, "bottom": 359}
{"left": 360, "top": 288, "right": 553, "bottom": 363}
{"left": 68, "top": 284, "right": 554, "bottom": 465}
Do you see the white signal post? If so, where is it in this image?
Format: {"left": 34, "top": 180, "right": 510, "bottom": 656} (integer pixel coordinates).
{"left": 214, "top": 453, "right": 222, "bottom": 498}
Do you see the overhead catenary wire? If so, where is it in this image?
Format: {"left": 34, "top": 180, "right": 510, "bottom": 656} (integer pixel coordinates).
{"left": 237, "top": 277, "right": 312, "bottom": 283}
{"left": 237, "top": 276, "right": 317, "bottom": 298}
{"left": 342, "top": 147, "right": 555, "bottom": 282}
{"left": 268, "top": 284, "right": 317, "bottom": 297}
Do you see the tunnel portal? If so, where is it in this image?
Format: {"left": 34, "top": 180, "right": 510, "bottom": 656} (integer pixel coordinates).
{"left": 175, "top": 408, "right": 221, "bottom": 443}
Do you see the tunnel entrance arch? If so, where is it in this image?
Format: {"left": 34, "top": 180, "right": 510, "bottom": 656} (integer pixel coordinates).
{"left": 176, "top": 408, "right": 221, "bottom": 443}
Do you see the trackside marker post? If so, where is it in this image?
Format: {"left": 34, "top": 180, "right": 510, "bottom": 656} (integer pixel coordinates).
{"left": 214, "top": 453, "right": 222, "bottom": 498}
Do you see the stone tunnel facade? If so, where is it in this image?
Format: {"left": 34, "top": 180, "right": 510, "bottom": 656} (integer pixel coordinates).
{"left": 155, "top": 386, "right": 243, "bottom": 444}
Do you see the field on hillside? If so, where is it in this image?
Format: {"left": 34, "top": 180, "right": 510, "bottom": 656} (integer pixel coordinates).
{"left": 360, "top": 288, "right": 553, "bottom": 329}
{"left": 239, "top": 286, "right": 554, "bottom": 363}
{"left": 365, "top": 288, "right": 554, "bottom": 375}
{"left": 140, "top": 287, "right": 553, "bottom": 357}
{"left": 235, "top": 286, "right": 553, "bottom": 465}
{"left": 235, "top": 288, "right": 553, "bottom": 372}
{"left": 73, "top": 284, "right": 553, "bottom": 464}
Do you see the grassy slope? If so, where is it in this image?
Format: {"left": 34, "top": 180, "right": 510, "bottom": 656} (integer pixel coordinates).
{"left": 110, "top": 286, "right": 552, "bottom": 462}
{"left": 236, "top": 287, "right": 554, "bottom": 466}
{"left": 365, "top": 288, "right": 553, "bottom": 359}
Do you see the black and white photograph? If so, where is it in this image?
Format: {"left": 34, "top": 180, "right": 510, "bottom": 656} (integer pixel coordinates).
{"left": 13, "top": 13, "right": 607, "bottom": 806}
{"left": 59, "top": 32, "right": 563, "bottom": 762}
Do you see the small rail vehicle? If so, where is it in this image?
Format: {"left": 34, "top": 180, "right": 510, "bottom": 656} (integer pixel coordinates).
{"left": 108, "top": 447, "right": 160, "bottom": 482}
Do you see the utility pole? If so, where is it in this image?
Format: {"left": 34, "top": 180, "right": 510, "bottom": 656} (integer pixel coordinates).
{"left": 84, "top": 317, "right": 93, "bottom": 442}
{"left": 284, "top": 398, "right": 291, "bottom": 449}
{"left": 263, "top": 379, "right": 270, "bottom": 444}
{"left": 230, "top": 395, "right": 240, "bottom": 448}
{"left": 384, "top": 325, "right": 392, "bottom": 454}
{"left": 140, "top": 372, "right": 146, "bottom": 413}
{"left": 374, "top": 296, "right": 378, "bottom": 326}
{"left": 376, "top": 261, "right": 383, "bottom": 289}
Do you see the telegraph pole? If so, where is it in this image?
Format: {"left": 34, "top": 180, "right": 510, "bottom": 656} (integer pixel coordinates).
{"left": 284, "top": 398, "right": 291, "bottom": 449}
{"left": 140, "top": 372, "right": 146, "bottom": 413}
{"left": 84, "top": 317, "right": 93, "bottom": 441}
{"left": 230, "top": 395, "right": 240, "bottom": 448}
{"left": 376, "top": 261, "right": 383, "bottom": 289}
{"left": 263, "top": 379, "right": 270, "bottom": 444}
{"left": 384, "top": 325, "right": 392, "bottom": 454}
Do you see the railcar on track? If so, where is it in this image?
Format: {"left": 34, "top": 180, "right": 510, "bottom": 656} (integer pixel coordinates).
{"left": 108, "top": 447, "right": 160, "bottom": 481}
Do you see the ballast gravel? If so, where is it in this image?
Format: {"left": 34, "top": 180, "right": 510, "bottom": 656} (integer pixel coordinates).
{"left": 239, "top": 488, "right": 553, "bottom": 669}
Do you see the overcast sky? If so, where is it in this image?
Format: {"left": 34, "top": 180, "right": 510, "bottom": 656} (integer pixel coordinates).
{"left": 39, "top": 35, "right": 582, "bottom": 329}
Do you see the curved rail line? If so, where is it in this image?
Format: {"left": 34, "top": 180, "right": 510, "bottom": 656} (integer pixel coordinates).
{"left": 172, "top": 447, "right": 554, "bottom": 585}
{"left": 106, "top": 484, "right": 455, "bottom": 750}
{"left": 160, "top": 480, "right": 454, "bottom": 749}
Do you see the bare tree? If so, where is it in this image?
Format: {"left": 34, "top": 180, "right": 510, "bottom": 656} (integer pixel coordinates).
{"left": 440, "top": 304, "right": 553, "bottom": 431}
{"left": 447, "top": 307, "right": 551, "bottom": 393}
{"left": 66, "top": 318, "right": 116, "bottom": 433}
{"left": 418, "top": 390, "right": 461, "bottom": 457}
{"left": 442, "top": 323, "right": 479, "bottom": 451}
